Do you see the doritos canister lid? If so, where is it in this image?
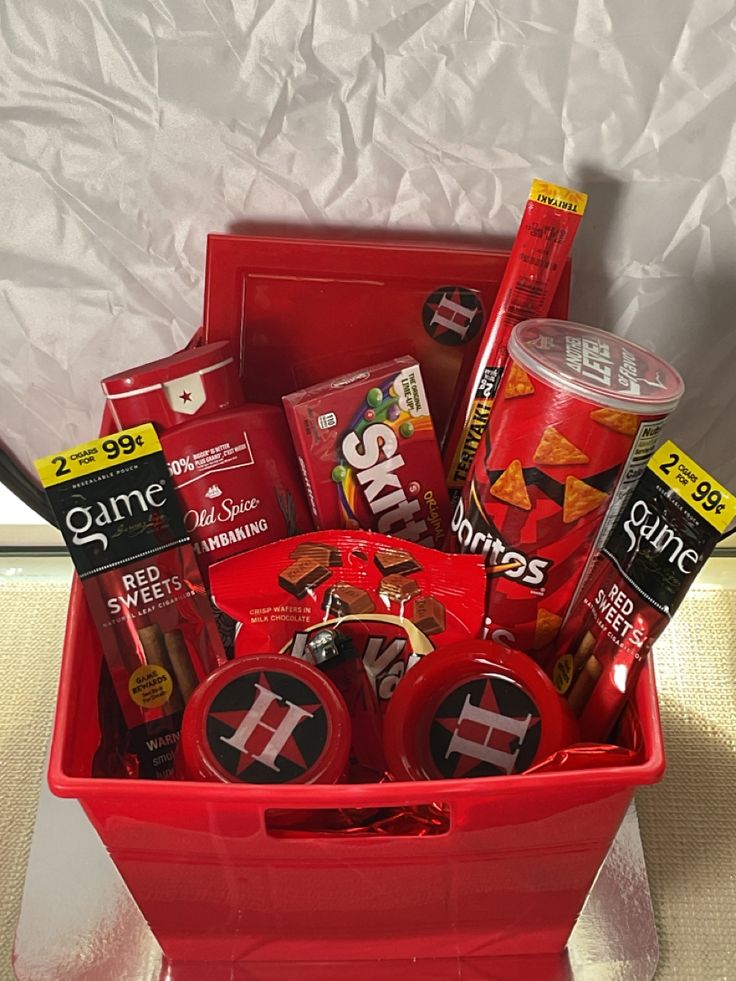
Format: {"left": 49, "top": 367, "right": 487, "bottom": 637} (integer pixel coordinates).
{"left": 178, "top": 654, "right": 351, "bottom": 785}
{"left": 510, "top": 320, "right": 684, "bottom": 415}
{"left": 383, "top": 640, "right": 578, "bottom": 781}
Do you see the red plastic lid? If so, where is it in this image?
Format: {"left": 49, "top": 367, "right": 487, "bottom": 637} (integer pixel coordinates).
{"left": 509, "top": 320, "right": 684, "bottom": 415}
{"left": 103, "top": 342, "right": 236, "bottom": 395}
{"left": 102, "top": 341, "right": 243, "bottom": 430}
{"left": 383, "top": 640, "right": 579, "bottom": 781}
{"left": 178, "top": 654, "right": 351, "bottom": 785}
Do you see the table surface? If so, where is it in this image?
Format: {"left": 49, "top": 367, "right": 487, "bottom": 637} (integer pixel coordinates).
{"left": 1, "top": 555, "right": 735, "bottom": 980}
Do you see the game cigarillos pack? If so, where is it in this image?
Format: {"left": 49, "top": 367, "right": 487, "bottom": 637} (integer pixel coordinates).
{"left": 552, "top": 442, "right": 736, "bottom": 741}
{"left": 35, "top": 425, "right": 226, "bottom": 779}
{"left": 443, "top": 180, "right": 587, "bottom": 499}
{"left": 447, "top": 319, "right": 684, "bottom": 657}
{"left": 283, "top": 357, "right": 450, "bottom": 548}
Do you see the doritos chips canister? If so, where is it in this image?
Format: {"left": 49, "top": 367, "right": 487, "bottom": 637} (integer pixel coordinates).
{"left": 447, "top": 319, "right": 683, "bottom": 661}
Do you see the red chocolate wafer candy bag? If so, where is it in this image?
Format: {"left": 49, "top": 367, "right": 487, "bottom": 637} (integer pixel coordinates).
{"left": 211, "top": 531, "right": 485, "bottom": 695}
{"left": 210, "top": 532, "right": 486, "bottom": 780}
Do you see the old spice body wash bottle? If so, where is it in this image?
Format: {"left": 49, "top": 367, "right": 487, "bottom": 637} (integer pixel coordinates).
{"left": 102, "top": 344, "right": 313, "bottom": 587}
{"left": 159, "top": 405, "right": 313, "bottom": 584}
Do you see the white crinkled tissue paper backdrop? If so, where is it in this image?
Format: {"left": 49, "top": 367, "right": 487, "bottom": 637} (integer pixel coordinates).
{"left": 1, "top": 0, "right": 734, "bottom": 484}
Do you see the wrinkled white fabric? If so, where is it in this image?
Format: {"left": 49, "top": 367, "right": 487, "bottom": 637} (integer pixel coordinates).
{"left": 1, "top": 1, "right": 735, "bottom": 485}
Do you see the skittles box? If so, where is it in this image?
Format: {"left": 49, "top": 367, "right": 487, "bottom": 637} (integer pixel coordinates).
{"left": 283, "top": 357, "right": 450, "bottom": 548}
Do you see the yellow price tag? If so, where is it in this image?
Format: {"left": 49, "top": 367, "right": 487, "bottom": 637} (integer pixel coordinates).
{"left": 530, "top": 179, "right": 588, "bottom": 216}
{"left": 649, "top": 440, "right": 736, "bottom": 534}
{"left": 35, "top": 424, "right": 162, "bottom": 488}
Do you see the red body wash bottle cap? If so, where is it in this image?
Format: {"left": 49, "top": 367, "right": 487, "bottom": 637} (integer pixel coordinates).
{"left": 102, "top": 341, "right": 242, "bottom": 431}
{"left": 178, "top": 654, "right": 351, "bottom": 785}
{"left": 383, "top": 640, "right": 579, "bottom": 781}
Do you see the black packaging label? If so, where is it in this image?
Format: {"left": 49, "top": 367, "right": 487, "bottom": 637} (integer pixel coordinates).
{"left": 603, "top": 462, "right": 721, "bottom": 616}
{"left": 38, "top": 427, "right": 188, "bottom": 578}
{"left": 205, "top": 667, "right": 329, "bottom": 783}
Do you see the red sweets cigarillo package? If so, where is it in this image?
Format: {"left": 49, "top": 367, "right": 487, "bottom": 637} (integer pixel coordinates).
{"left": 443, "top": 180, "right": 587, "bottom": 498}
{"left": 36, "top": 425, "right": 226, "bottom": 779}
{"left": 282, "top": 357, "right": 450, "bottom": 548}
{"left": 209, "top": 531, "right": 486, "bottom": 705}
{"left": 552, "top": 441, "right": 736, "bottom": 741}
{"left": 448, "top": 319, "right": 684, "bottom": 657}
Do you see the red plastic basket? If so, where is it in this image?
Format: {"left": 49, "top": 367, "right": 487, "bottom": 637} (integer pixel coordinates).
{"left": 47, "top": 235, "right": 664, "bottom": 964}
{"left": 49, "top": 575, "right": 664, "bottom": 963}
